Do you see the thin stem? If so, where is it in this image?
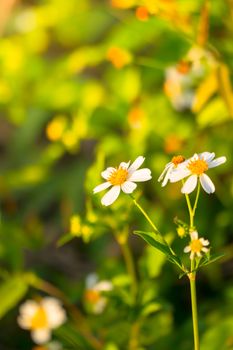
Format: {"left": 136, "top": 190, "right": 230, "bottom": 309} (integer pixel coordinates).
{"left": 189, "top": 261, "right": 200, "bottom": 350}
{"left": 130, "top": 195, "right": 159, "bottom": 233}
{"left": 193, "top": 181, "right": 201, "bottom": 218}
{"left": 182, "top": 180, "right": 194, "bottom": 229}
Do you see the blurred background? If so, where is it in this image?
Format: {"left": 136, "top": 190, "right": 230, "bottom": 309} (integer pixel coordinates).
{"left": 0, "top": 0, "right": 233, "bottom": 349}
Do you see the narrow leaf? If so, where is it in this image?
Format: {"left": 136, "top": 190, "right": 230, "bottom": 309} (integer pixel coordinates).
{"left": 134, "top": 231, "right": 182, "bottom": 268}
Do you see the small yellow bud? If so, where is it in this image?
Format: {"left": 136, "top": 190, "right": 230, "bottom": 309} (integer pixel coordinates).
{"left": 70, "top": 215, "right": 81, "bottom": 236}
{"left": 177, "top": 226, "right": 186, "bottom": 238}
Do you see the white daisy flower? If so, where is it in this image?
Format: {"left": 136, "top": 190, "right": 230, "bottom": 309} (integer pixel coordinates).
{"left": 84, "top": 273, "right": 113, "bottom": 314}
{"left": 170, "top": 152, "right": 226, "bottom": 194}
{"left": 158, "top": 155, "right": 186, "bottom": 187}
{"left": 184, "top": 230, "right": 209, "bottom": 260}
{"left": 18, "top": 297, "right": 67, "bottom": 345}
{"left": 93, "top": 156, "right": 152, "bottom": 206}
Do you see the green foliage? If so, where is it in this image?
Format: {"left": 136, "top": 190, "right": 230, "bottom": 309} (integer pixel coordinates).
{"left": 0, "top": 0, "right": 232, "bottom": 348}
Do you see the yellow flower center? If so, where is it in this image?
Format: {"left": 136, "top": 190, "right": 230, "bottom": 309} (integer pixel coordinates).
{"left": 31, "top": 307, "right": 48, "bottom": 330}
{"left": 171, "top": 155, "right": 185, "bottom": 167}
{"left": 190, "top": 239, "right": 202, "bottom": 253}
{"left": 108, "top": 167, "right": 128, "bottom": 185}
{"left": 188, "top": 158, "right": 208, "bottom": 175}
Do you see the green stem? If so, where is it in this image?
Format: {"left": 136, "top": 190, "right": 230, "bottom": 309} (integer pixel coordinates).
{"left": 193, "top": 181, "right": 201, "bottom": 219}
{"left": 121, "top": 240, "right": 138, "bottom": 300}
{"left": 189, "top": 260, "right": 200, "bottom": 350}
{"left": 130, "top": 195, "right": 159, "bottom": 233}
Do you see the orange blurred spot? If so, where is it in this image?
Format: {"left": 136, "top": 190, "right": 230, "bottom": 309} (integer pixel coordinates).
{"left": 176, "top": 60, "right": 191, "bottom": 74}
{"left": 164, "top": 135, "right": 184, "bottom": 154}
{"left": 136, "top": 6, "right": 149, "bottom": 21}
{"left": 32, "top": 346, "right": 48, "bottom": 350}
{"left": 111, "top": 0, "right": 134, "bottom": 9}
{"left": 128, "top": 106, "right": 145, "bottom": 129}
{"left": 85, "top": 290, "right": 101, "bottom": 304}
{"left": 107, "top": 46, "right": 132, "bottom": 69}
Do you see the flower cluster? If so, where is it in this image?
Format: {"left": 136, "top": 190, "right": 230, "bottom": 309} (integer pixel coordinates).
{"left": 18, "top": 297, "right": 66, "bottom": 345}
{"left": 158, "top": 152, "right": 226, "bottom": 194}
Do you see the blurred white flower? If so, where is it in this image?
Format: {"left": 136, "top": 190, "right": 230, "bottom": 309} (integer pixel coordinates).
{"left": 184, "top": 231, "right": 209, "bottom": 260}
{"left": 170, "top": 152, "right": 226, "bottom": 194}
{"left": 93, "top": 156, "right": 152, "bottom": 206}
{"left": 18, "top": 297, "right": 67, "bottom": 345}
{"left": 84, "top": 273, "right": 113, "bottom": 314}
{"left": 158, "top": 155, "right": 186, "bottom": 187}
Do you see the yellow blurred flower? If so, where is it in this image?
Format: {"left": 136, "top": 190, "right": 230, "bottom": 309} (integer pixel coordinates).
{"left": 70, "top": 215, "right": 93, "bottom": 242}
{"left": 110, "top": 0, "right": 135, "bottom": 9}
{"left": 106, "top": 46, "right": 132, "bottom": 69}
{"left": 46, "top": 116, "right": 67, "bottom": 142}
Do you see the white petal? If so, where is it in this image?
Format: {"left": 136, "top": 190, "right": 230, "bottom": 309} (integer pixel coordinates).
{"left": 200, "top": 174, "right": 215, "bottom": 194}
{"left": 17, "top": 316, "right": 30, "bottom": 329}
{"left": 119, "top": 161, "right": 130, "bottom": 169}
{"left": 41, "top": 298, "right": 66, "bottom": 329}
{"left": 190, "top": 252, "right": 195, "bottom": 260}
{"left": 101, "top": 186, "right": 121, "bottom": 206}
{"left": 127, "top": 168, "right": 152, "bottom": 182}
{"left": 158, "top": 163, "right": 172, "bottom": 182}
{"left": 200, "top": 238, "right": 209, "bottom": 246}
{"left": 169, "top": 168, "right": 190, "bottom": 182}
{"left": 128, "top": 156, "right": 145, "bottom": 173}
{"left": 93, "top": 182, "right": 111, "bottom": 193}
{"left": 161, "top": 166, "right": 173, "bottom": 187}
{"left": 190, "top": 231, "right": 198, "bottom": 240}
{"left": 181, "top": 175, "right": 197, "bottom": 194}
{"left": 184, "top": 246, "right": 191, "bottom": 253}
{"left": 208, "top": 156, "right": 226, "bottom": 168}
{"left": 94, "top": 281, "right": 113, "bottom": 292}
{"left": 31, "top": 328, "right": 51, "bottom": 344}
{"left": 121, "top": 181, "right": 137, "bottom": 194}
{"left": 199, "top": 152, "right": 215, "bottom": 162}
{"left": 19, "top": 300, "right": 39, "bottom": 317}
{"left": 196, "top": 252, "right": 202, "bottom": 257}
{"left": 201, "top": 247, "right": 209, "bottom": 253}
{"left": 101, "top": 167, "right": 115, "bottom": 180}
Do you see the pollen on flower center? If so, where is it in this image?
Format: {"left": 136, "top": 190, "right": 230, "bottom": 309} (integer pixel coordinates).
{"left": 171, "top": 155, "right": 185, "bottom": 166}
{"left": 31, "top": 307, "right": 48, "bottom": 330}
{"left": 108, "top": 167, "right": 128, "bottom": 185}
{"left": 190, "top": 239, "right": 202, "bottom": 253}
{"left": 188, "top": 158, "right": 208, "bottom": 175}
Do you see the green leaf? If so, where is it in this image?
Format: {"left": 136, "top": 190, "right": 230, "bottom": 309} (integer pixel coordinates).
{"left": 57, "top": 232, "right": 75, "bottom": 247}
{"left": 199, "top": 253, "right": 225, "bottom": 268}
{"left": 134, "top": 231, "right": 182, "bottom": 269}
{"left": 0, "top": 275, "right": 28, "bottom": 319}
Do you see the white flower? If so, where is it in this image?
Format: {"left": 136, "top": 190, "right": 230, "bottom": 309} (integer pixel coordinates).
{"left": 184, "top": 231, "right": 209, "bottom": 260}
{"left": 158, "top": 155, "right": 186, "bottom": 187}
{"left": 18, "top": 297, "right": 67, "bottom": 345}
{"left": 170, "top": 152, "right": 226, "bottom": 194}
{"left": 93, "top": 156, "right": 152, "bottom": 206}
{"left": 84, "top": 273, "right": 113, "bottom": 314}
